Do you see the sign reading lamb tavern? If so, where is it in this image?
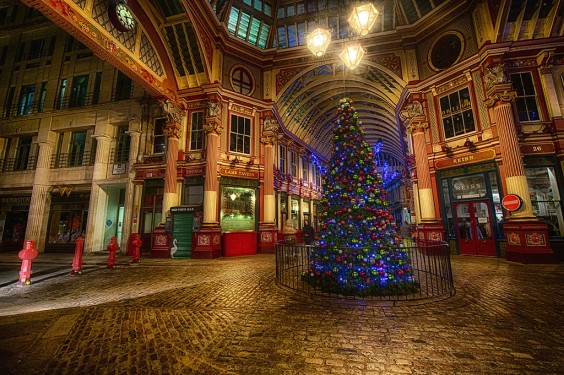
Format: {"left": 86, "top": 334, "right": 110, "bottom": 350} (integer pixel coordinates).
{"left": 219, "top": 168, "right": 259, "bottom": 179}
{"left": 435, "top": 149, "right": 496, "bottom": 169}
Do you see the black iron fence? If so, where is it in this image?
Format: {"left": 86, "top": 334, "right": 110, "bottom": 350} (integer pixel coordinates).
{"left": 275, "top": 240, "right": 455, "bottom": 304}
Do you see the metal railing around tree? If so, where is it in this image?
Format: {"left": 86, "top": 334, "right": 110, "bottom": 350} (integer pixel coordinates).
{"left": 275, "top": 240, "right": 455, "bottom": 304}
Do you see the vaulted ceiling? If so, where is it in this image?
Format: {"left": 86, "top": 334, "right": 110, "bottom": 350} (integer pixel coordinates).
{"left": 19, "top": 0, "right": 564, "bottom": 163}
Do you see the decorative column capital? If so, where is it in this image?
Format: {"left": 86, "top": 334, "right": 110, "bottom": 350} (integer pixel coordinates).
{"left": 203, "top": 119, "right": 223, "bottom": 135}
{"left": 160, "top": 98, "right": 184, "bottom": 124}
{"left": 484, "top": 90, "right": 517, "bottom": 108}
{"left": 483, "top": 63, "right": 508, "bottom": 91}
{"left": 399, "top": 100, "right": 425, "bottom": 122}
{"left": 260, "top": 116, "right": 279, "bottom": 145}
{"left": 163, "top": 122, "right": 182, "bottom": 139}
{"left": 206, "top": 100, "right": 222, "bottom": 119}
{"left": 406, "top": 118, "right": 429, "bottom": 134}
{"left": 538, "top": 64, "right": 554, "bottom": 75}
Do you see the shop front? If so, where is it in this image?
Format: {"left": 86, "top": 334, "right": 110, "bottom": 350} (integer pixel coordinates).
{"left": 139, "top": 179, "right": 163, "bottom": 254}
{"left": 46, "top": 193, "right": 90, "bottom": 253}
{"left": 438, "top": 162, "right": 504, "bottom": 257}
{"left": 0, "top": 195, "right": 30, "bottom": 252}
{"left": 220, "top": 175, "right": 259, "bottom": 256}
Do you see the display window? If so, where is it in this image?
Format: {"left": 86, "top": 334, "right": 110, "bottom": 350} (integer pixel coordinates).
{"left": 525, "top": 158, "right": 563, "bottom": 237}
{"left": 221, "top": 186, "right": 256, "bottom": 231}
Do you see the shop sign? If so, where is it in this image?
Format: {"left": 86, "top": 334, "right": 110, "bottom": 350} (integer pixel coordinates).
{"left": 435, "top": 149, "right": 496, "bottom": 169}
{"left": 0, "top": 196, "right": 31, "bottom": 205}
{"left": 183, "top": 167, "right": 205, "bottom": 176}
{"left": 170, "top": 206, "right": 196, "bottom": 213}
{"left": 520, "top": 143, "right": 554, "bottom": 155}
{"left": 112, "top": 164, "right": 126, "bottom": 175}
{"left": 220, "top": 168, "right": 259, "bottom": 179}
{"left": 502, "top": 194, "right": 522, "bottom": 211}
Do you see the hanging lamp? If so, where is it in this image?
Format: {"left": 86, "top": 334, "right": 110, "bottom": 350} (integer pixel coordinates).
{"left": 348, "top": 3, "right": 379, "bottom": 36}
{"left": 306, "top": 28, "right": 332, "bottom": 57}
{"left": 339, "top": 43, "right": 366, "bottom": 69}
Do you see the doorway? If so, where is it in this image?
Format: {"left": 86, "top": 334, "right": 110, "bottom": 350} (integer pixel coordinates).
{"left": 454, "top": 201, "right": 496, "bottom": 256}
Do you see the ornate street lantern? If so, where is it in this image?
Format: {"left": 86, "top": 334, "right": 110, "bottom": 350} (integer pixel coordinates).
{"left": 306, "top": 28, "right": 332, "bottom": 57}
{"left": 348, "top": 3, "right": 379, "bottom": 36}
{"left": 339, "top": 43, "right": 366, "bottom": 69}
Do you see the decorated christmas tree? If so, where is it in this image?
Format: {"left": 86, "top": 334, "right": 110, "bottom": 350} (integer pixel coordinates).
{"left": 304, "top": 98, "right": 418, "bottom": 296}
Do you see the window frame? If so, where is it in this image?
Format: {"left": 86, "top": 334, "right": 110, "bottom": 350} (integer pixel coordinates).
{"left": 511, "top": 71, "right": 541, "bottom": 123}
{"left": 439, "top": 86, "right": 476, "bottom": 140}
{"left": 189, "top": 111, "right": 205, "bottom": 151}
{"left": 229, "top": 113, "right": 252, "bottom": 155}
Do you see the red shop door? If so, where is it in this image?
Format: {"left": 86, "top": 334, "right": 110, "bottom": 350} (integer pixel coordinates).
{"left": 454, "top": 201, "right": 496, "bottom": 257}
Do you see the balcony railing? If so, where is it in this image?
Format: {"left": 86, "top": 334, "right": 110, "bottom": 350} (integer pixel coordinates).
{"left": 0, "top": 156, "right": 38, "bottom": 172}
{"left": 1, "top": 88, "right": 136, "bottom": 118}
{"left": 51, "top": 152, "right": 95, "bottom": 168}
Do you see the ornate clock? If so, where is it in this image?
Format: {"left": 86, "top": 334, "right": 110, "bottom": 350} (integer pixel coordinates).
{"left": 109, "top": 1, "right": 136, "bottom": 32}
{"left": 429, "top": 32, "right": 464, "bottom": 71}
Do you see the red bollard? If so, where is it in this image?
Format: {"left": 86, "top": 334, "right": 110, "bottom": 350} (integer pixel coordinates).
{"left": 70, "top": 237, "right": 84, "bottom": 276}
{"left": 107, "top": 237, "right": 119, "bottom": 269}
{"left": 131, "top": 234, "right": 142, "bottom": 264}
{"left": 18, "top": 241, "right": 38, "bottom": 285}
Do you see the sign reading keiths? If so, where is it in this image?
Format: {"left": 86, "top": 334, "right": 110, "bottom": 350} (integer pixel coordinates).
{"left": 502, "top": 194, "right": 522, "bottom": 211}
{"left": 435, "top": 149, "right": 496, "bottom": 169}
{"left": 219, "top": 168, "right": 259, "bottom": 179}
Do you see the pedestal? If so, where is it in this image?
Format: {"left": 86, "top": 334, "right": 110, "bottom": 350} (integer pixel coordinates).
{"left": 151, "top": 225, "right": 170, "bottom": 258}
{"left": 504, "top": 221, "right": 555, "bottom": 263}
{"left": 258, "top": 225, "right": 277, "bottom": 254}
{"left": 192, "top": 225, "right": 222, "bottom": 259}
{"left": 223, "top": 231, "right": 257, "bottom": 256}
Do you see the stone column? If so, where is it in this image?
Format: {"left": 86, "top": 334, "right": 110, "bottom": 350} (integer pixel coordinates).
{"left": 258, "top": 116, "right": 278, "bottom": 253}
{"left": 485, "top": 79, "right": 553, "bottom": 263}
{"left": 161, "top": 121, "right": 181, "bottom": 221}
{"left": 121, "top": 120, "right": 142, "bottom": 253}
{"left": 401, "top": 100, "right": 443, "bottom": 243}
{"left": 25, "top": 131, "right": 56, "bottom": 250}
{"left": 84, "top": 127, "right": 112, "bottom": 253}
{"left": 193, "top": 99, "right": 223, "bottom": 258}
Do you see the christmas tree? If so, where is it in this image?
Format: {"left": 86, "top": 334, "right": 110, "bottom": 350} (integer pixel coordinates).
{"left": 304, "top": 98, "right": 418, "bottom": 296}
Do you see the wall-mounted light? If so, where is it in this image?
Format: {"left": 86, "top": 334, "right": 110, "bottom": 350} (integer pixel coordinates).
{"left": 306, "top": 28, "right": 331, "bottom": 57}
{"left": 441, "top": 144, "right": 452, "bottom": 152}
{"left": 464, "top": 138, "right": 474, "bottom": 148}
{"left": 339, "top": 43, "right": 366, "bottom": 70}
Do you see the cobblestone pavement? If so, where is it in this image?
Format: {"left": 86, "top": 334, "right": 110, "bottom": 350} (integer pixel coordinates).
{"left": 0, "top": 254, "right": 562, "bottom": 375}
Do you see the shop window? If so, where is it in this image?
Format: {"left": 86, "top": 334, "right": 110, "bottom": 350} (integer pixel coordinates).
{"left": 38, "top": 82, "right": 47, "bottom": 113}
{"left": 290, "top": 150, "right": 297, "bottom": 177}
{"left": 314, "top": 166, "right": 321, "bottom": 186}
{"left": 14, "top": 136, "right": 32, "bottom": 171}
{"left": 113, "top": 71, "right": 132, "bottom": 101}
{"left": 302, "top": 157, "right": 309, "bottom": 182}
{"left": 440, "top": 87, "right": 475, "bottom": 139}
{"left": 27, "top": 38, "right": 44, "bottom": 60}
{"left": 114, "top": 127, "right": 130, "bottom": 163}
{"left": 231, "top": 67, "right": 253, "bottom": 95}
{"left": 279, "top": 145, "right": 286, "bottom": 173}
{"left": 92, "top": 72, "right": 102, "bottom": 105}
{"left": 221, "top": 186, "right": 256, "bottom": 231}
{"left": 153, "top": 118, "right": 167, "bottom": 154}
{"left": 56, "top": 78, "right": 67, "bottom": 110}
{"left": 190, "top": 111, "right": 204, "bottom": 150}
{"left": 69, "top": 131, "right": 86, "bottom": 166}
{"left": 184, "top": 185, "right": 203, "bottom": 205}
{"left": 451, "top": 174, "right": 487, "bottom": 199}
{"left": 18, "top": 84, "right": 35, "bottom": 115}
{"left": 229, "top": 114, "right": 251, "bottom": 154}
{"left": 526, "top": 166, "right": 563, "bottom": 236}
{"left": 70, "top": 75, "right": 89, "bottom": 107}
{"left": 291, "top": 197, "right": 299, "bottom": 228}
{"left": 47, "top": 204, "right": 88, "bottom": 244}
{"left": 511, "top": 72, "right": 540, "bottom": 122}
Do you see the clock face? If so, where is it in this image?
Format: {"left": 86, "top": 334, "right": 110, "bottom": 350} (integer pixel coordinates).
{"left": 116, "top": 4, "right": 135, "bottom": 31}
{"left": 429, "top": 33, "right": 463, "bottom": 71}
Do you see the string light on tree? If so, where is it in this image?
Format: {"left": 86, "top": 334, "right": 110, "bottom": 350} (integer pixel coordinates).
{"left": 303, "top": 98, "right": 418, "bottom": 296}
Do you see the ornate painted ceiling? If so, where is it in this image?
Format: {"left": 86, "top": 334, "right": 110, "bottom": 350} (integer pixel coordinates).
{"left": 18, "top": 0, "right": 563, "bottom": 163}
